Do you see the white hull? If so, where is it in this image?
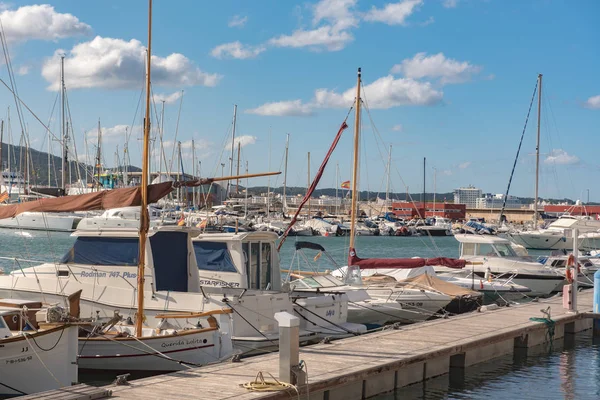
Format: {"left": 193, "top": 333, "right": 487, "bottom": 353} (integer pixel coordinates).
{"left": 508, "top": 231, "right": 574, "bottom": 250}
{"left": 0, "top": 212, "right": 81, "bottom": 232}
{"left": 79, "top": 327, "right": 230, "bottom": 371}
{"left": 0, "top": 325, "right": 78, "bottom": 396}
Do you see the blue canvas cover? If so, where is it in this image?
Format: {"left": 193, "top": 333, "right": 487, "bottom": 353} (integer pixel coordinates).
{"left": 61, "top": 237, "right": 139, "bottom": 266}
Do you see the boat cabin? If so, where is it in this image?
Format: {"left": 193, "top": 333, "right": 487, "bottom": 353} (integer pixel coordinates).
{"left": 454, "top": 234, "right": 518, "bottom": 258}
{"left": 192, "top": 231, "right": 281, "bottom": 291}
{"left": 58, "top": 226, "right": 203, "bottom": 293}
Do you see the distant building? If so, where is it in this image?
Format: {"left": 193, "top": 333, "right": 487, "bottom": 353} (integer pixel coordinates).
{"left": 392, "top": 202, "right": 466, "bottom": 220}
{"left": 453, "top": 186, "right": 482, "bottom": 208}
{"left": 476, "top": 193, "right": 522, "bottom": 209}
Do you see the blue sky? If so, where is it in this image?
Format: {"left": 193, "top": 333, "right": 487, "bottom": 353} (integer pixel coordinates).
{"left": 0, "top": 0, "right": 598, "bottom": 201}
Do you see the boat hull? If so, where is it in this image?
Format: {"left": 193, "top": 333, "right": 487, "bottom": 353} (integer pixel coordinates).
{"left": 0, "top": 212, "right": 81, "bottom": 232}
{"left": 0, "top": 325, "right": 78, "bottom": 397}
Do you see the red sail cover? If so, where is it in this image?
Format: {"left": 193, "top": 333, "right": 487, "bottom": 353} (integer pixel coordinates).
{"left": 348, "top": 247, "right": 466, "bottom": 269}
{"left": 277, "top": 121, "right": 349, "bottom": 251}
{"left": 0, "top": 181, "right": 175, "bottom": 220}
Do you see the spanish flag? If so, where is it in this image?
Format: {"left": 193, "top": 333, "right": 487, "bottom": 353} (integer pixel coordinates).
{"left": 177, "top": 213, "right": 186, "bottom": 226}
{"left": 341, "top": 180, "right": 350, "bottom": 189}
{"left": 0, "top": 191, "right": 8, "bottom": 203}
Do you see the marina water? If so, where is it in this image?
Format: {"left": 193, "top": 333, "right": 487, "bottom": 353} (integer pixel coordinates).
{"left": 2, "top": 229, "right": 598, "bottom": 398}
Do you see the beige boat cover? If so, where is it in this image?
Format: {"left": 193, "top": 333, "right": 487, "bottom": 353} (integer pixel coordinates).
{"left": 399, "top": 273, "right": 481, "bottom": 298}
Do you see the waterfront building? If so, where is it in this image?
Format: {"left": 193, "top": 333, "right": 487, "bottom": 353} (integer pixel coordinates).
{"left": 453, "top": 186, "right": 482, "bottom": 208}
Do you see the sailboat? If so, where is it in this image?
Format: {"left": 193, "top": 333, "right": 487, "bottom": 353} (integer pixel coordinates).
{"left": 0, "top": 298, "right": 79, "bottom": 396}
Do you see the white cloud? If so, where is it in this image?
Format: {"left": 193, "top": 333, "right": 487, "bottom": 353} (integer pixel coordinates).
{"left": 313, "top": 0, "right": 358, "bottom": 31}
{"left": 210, "top": 41, "right": 266, "bottom": 59}
{"left": 420, "top": 16, "right": 435, "bottom": 26}
{"left": 41, "top": 36, "right": 222, "bottom": 90}
{"left": 227, "top": 135, "right": 257, "bottom": 150}
{"left": 442, "top": 0, "right": 459, "bottom": 8}
{"left": 458, "top": 161, "right": 471, "bottom": 169}
{"left": 584, "top": 95, "right": 600, "bottom": 109}
{"left": 16, "top": 65, "right": 30, "bottom": 75}
{"left": 363, "top": 0, "right": 423, "bottom": 26}
{"left": 441, "top": 170, "right": 453, "bottom": 176}
{"left": 544, "top": 149, "right": 580, "bottom": 165}
{"left": 391, "top": 52, "right": 482, "bottom": 84}
{"left": 268, "top": 0, "right": 357, "bottom": 52}
{"left": 314, "top": 75, "right": 443, "bottom": 108}
{"left": 247, "top": 74, "right": 442, "bottom": 116}
{"left": 246, "top": 100, "right": 314, "bottom": 117}
{"left": 269, "top": 26, "right": 353, "bottom": 52}
{"left": 153, "top": 91, "right": 183, "bottom": 105}
{"left": 228, "top": 15, "right": 248, "bottom": 28}
{"left": 87, "top": 124, "right": 136, "bottom": 143}
{"left": 392, "top": 124, "right": 403, "bottom": 132}
{"left": 0, "top": 4, "right": 91, "bottom": 43}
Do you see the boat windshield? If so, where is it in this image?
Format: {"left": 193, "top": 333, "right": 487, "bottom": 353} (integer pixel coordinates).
{"left": 193, "top": 241, "right": 237, "bottom": 273}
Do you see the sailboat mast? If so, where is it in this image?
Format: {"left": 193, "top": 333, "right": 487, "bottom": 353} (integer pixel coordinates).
{"left": 422, "top": 157, "right": 426, "bottom": 215}
{"left": 335, "top": 162, "right": 339, "bottom": 216}
{"left": 159, "top": 100, "right": 165, "bottom": 176}
{"left": 349, "top": 67, "right": 361, "bottom": 249}
{"left": 534, "top": 73, "right": 542, "bottom": 228}
{"left": 228, "top": 104, "right": 237, "bottom": 197}
{"left": 0, "top": 120, "right": 3, "bottom": 174}
{"left": 60, "top": 55, "right": 66, "bottom": 192}
{"left": 136, "top": 0, "right": 152, "bottom": 338}
{"left": 307, "top": 152, "right": 311, "bottom": 218}
{"left": 236, "top": 142, "right": 241, "bottom": 194}
{"left": 283, "top": 134, "right": 289, "bottom": 215}
{"left": 386, "top": 144, "right": 392, "bottom": 203}
{"left": 96, "top": 120, "right": 102, "bottom": 191}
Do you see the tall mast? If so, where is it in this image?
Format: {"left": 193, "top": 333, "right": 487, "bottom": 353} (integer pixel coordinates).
{"left": 335, "top": 161, "right": 339, "bottom": 216}
{"left": 433, "top": 167, "right": 437, "bottom": 217}
{"left": 159, "top": 100, "right": 165, "bottom": 177}
{"left": 283, "top": 134, "right": 289, "bottom": 216}
{"left": 0, "top": 120, "right": 3, "bottom": 174}
{"left": 95, "top": 120, "right": 102, "bottom": 191}
{"left": 228, "top": 104, "right": 237, "bottom": 197}
{"left": 386, "top": 144, "right": 392, "bottom": 203}
{"left": 136, "top": 0, "right": 152, "bottom": 338}
{"left": 534, "top": 73, "right": 542, "bottom": 228}
{"left": 192, "top": 139, "right": 196, "bottom": 206}
{"left": 236, "top": 142, "right": 241, "bottom": 194}
{"left": 244, "top": 161, "right": 249, "bottom": 217}
{"left": 349, "top": 68, "right": 361, "bottom": 249}
{"left": 307, "top": 152, "right": 311, "bottom": 218}
{"left": 177, "top": 141, "right": 182, "bottom": 202}
{"left": 46, "top": 123, "right": 50, "bottom": 186}
{"left": 60, "top": 55, "right": 66, "bottom": 192}
{"left": 267, "top": 129, "right": 271, "bottom": 218}
{"left": 422, "top": 157, "right": 426, "bottom": 215}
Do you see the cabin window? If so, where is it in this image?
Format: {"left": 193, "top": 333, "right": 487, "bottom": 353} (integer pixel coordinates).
{"left": 242, "top": 243, "right": 250, "bottom": 288}
{"left": 193, "top": 242, "right": 237, "bottom": 273}
{"left": 477, "top": 244, "right": 496, "bottom": 256}
{"left": 60, "top": 237, "right": 139, "bottom": 266}
{"left": 494, "top": 244, "right": 515, "bottom": 257}
{"left": 462, "top": 243, "right": 476, "bottom": 256}
{"left": 250, "top": 242, "right": 260, "bottom": 289}
{"left": 261, "top": 243, "right": 272, "bottom": 290}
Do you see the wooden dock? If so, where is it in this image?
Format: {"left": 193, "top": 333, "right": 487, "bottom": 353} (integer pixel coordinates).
{"left": 81, "top": 292, "right": 600, "bottom": 399}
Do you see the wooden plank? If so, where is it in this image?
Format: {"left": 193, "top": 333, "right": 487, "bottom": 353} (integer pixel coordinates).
{"left": 17, "top": 384, "right": 111, "bottom": 400}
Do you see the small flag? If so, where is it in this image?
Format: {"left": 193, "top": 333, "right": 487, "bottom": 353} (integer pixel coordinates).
{"left": 341, "top": 180, "right": 350, "bottom": 189}
{"left": 177, "top": 213, "right": 185, "bottom": 226}
{"left": 0, "top": 191, "right": 8, "bottom": 203}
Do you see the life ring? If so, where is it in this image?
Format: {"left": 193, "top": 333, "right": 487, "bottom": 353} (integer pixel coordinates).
{"left": 565, "top": 254, "right": 580, "bottom": 283}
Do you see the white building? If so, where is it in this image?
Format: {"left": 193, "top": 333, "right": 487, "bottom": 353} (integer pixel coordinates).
{"left": 476, "top": 193, "right": 522, "bottom": 209}
{"left": 453, "top": 185, "right": 482, "bottom": 208}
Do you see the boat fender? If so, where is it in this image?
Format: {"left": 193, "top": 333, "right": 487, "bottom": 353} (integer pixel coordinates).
{"left": 478, "top": 304, "right": 499, "bottom": 312}
{"left": 565, "top": 254, "right": 580, "bottom": 283}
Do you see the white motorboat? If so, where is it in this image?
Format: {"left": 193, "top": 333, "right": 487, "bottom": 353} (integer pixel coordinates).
{"left": 77, "top": 206, "right": 176, "bottom": 230}
{"left": 507, "top": 215, "right": 600, "bottom": 250}
{"left": 0, "top": 211, "right": 81, "bottom": 231}
{"left": 0, "top": 300, "right": 78, "bottom": 397}
{"left": 439, "top": 234, "right": 565, "bottom": 296}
